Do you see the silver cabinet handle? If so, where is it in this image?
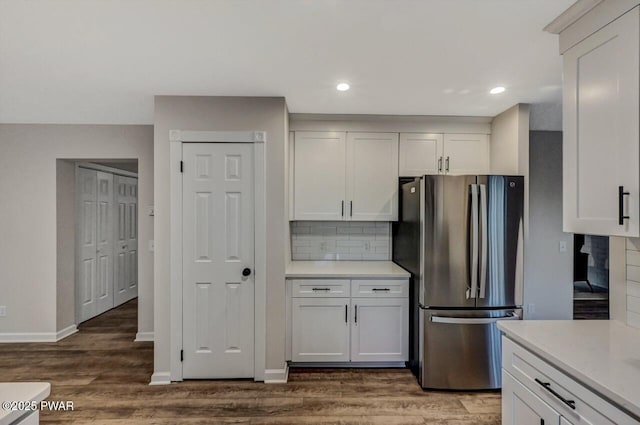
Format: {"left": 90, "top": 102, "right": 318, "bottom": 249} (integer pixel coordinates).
{"left": 312, "top": 287, "right": 331, "bottom": 292}
{"left": 445, "top": 156, "right": 450, "bottom": 173}
{"left": 438, "top": 157, "right": 443, "bottom": 173}
{"left": 354, "top": 304, "right": 358, "bottom": 324}
{"left": 372, "top": 288, "right": 390, "bottom": 292}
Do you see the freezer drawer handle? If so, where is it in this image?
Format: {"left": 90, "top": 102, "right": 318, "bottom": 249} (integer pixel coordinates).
{"left": 372, "top": 288, "right": 390, "bottom": 292}
{"left": 430, "top": 312, "right": 519, "bottom": 325}
{"left": 534, "top": 378, "right": 576, "bottom": 410}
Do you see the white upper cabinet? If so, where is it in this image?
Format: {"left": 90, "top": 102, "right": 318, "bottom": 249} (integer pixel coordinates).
{"left": 443, "top": 134, "right": 490, "bottom": 175}
{"left": 399, "top": 133, "right": 443, "bottom": 176}
{"left": 347, "top": 132, "right": 399, "bottom": 221}
{"left": 562, "top": 7, "right": 640, "bottom": 237}
{"left": 292, "top": 131, "right": 399, "bottom": 221}
{"left": 398, "top": 132, "right": 489, "bottom": 176}
{"left": 293, "top": 131, "right": 347, "bottom": 221}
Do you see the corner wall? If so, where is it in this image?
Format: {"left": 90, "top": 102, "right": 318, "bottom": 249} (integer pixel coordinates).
{"left": 153, "top": 96, "right": 287, "bottom": 379}
{"left": 525, "top": 131, "right": 573, "bottom": 319}
{"left": 0, "top": 124, "right": 154, "bottom": 340}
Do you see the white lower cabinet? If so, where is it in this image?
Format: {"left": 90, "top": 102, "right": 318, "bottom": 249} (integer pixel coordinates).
{"left": 350, "top": 297, "right": 408, "bottom": 362}
{"left": 502, "top": 337, "right": 633, "bottom": 425}
{"left": 287, "top": 278, "right": 409, "bottom": 364}
{"left": 291, "top": 297, "right": 350, "bottom": 362}
{"left": 503, "top": 370, "right": 560, "bottom": 425}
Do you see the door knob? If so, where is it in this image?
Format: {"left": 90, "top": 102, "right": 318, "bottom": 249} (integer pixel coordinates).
{"left": 242, "top": 268, "right": 251, "bottom": 277}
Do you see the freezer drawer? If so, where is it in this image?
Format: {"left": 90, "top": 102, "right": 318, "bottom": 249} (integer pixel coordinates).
{"left": 420, "top": 309, "right": 520, "bottom": 390}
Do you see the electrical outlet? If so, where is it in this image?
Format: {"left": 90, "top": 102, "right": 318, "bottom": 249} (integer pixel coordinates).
{"left": 148, "top": 240, "right": 155, "bottom": 252}
{"left": 364, "top": 241, "right": 371, "bottom": 252}
{"left": 0, "top": 306, "right": 6, "bottom": 317}
{"left": 320, "top": 242, "right": 327, "bottom": 252}
{"left": 559, "top": 241, "right": 567, "bottom": 252}
{"left": 146, "top": 206, "right": 155, "bottom": 217}
{"left": 527, "top": 303, "right": 535, "bottom": 315}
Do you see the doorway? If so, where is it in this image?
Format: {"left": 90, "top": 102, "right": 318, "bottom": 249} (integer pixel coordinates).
{"left": 73, "top": 161, "right": 139, "bottom": 323}
{"left": 573, "top": 234, "right": 610, "bottom": 319}
{"left": 181, "top": 143, "right": 255, "bottom": 379}
{"left": 169, "top": 130, "right": 267, "bottom": 383}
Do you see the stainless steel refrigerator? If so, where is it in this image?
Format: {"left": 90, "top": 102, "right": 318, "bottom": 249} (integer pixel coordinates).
{"left": 392, "top": 175, "right": 524, "bottom": 390}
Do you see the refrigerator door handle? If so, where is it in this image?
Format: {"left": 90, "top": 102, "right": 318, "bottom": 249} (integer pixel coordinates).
{"left": 479, "top": 184, "right": 488, "bottom": 299}
{"left": 430, "top": 312, "right": 520, "bottom": 325}
{"left": 467, "top": 184, "right": 479, "bottom": 299}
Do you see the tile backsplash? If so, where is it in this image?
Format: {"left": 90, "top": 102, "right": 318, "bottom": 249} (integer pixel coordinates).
{"left": 626, "top": 237, "right": 640, "bottom": 328}
{"left": 290, "top": 221, "right": 391, "bottom": 261}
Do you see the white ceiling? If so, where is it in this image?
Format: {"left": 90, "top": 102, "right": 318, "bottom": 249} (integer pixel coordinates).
{"left": 0, "top": 0, "right": 573, "bottom": 124}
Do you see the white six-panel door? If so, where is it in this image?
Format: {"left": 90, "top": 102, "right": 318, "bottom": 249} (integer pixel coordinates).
{"left": 94, "top": 171, "right": 115, "bottom": 316}
{"left": 182, "top": 143, "right": 255, "bottom": 379}
{"left": 114, "top": 175, "right": 138, "bottom": 306}
{"left": 77, "top": 168, "right": 98, "bottom": 322}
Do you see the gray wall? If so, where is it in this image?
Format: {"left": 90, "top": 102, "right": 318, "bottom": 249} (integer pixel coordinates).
{"left": 524, "top": 130, "right": 573, "bottom": 319}
{"left": 0, "top": 124, "right": 154, "bottom": 338}
{"left": 153, "top": 96, "right": 288, "bottom": 377}
{"left": 56, "top": 160, "right": 76, "bottom": 331}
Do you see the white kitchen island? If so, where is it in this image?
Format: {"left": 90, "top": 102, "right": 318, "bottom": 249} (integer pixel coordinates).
{"left": 498, "top": 320, "right": 640, "bottom": 424}
{"left": 0, "top": 383, "right": 50, "bottom": 425}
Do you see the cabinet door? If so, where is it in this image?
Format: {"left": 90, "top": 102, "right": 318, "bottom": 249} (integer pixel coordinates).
{"left": 350, "top": 298, "right": 408, "bottom": 362}
{"left": 346, "top": 132, "right": 399, "bottom": 221}
{"left": 399, "top": 133, "right": 443, "bottom": 176}
{"left": 502, "top": 370, "right": 560, "bottom": 425}
{"left": 443, "top": 134, "right": 490, "bottom": 175}
{"left": 291, "top": 298, "right": 350, "bottom": 362}
{"left": 563, "top": 8, "right": 640, "bottom": 237}
{"left": 294, "top": 131, "right": 346, "bottom": 220}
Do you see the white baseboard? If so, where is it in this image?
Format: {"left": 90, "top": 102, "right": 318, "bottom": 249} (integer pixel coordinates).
{"left": 264, "top": 363, "right": 289, "bottom": 384}
{"left": 149, "top": 372, "right": 171, "bottom": 386}
{"left": 56, "top": 325, "right": 78, "bottom": 341}
{"left": 0, "top": 324, "right": 78, "bottom": 343}
{"left": 134, "top": 331, "right": 154, "bottom": 342}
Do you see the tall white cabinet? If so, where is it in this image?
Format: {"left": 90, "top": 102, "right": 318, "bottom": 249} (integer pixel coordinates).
{"left": 554, "top": 4, "right": 640, "bottom": 237}
{"left": 293, "top": 131, "right": 399, "bottom": 221}
{"left": 76, "top": 167, "right": 138, "bottom": 323}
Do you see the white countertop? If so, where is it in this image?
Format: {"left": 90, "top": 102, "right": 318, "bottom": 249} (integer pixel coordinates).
{"left": 498, "top": 320, "right": 640, "bottom": 419}
{"left": 285, "top": 261, "right": 410, "bottom": 279}
{"left": 0, "top": 382, "right": 50, "bottom": 425}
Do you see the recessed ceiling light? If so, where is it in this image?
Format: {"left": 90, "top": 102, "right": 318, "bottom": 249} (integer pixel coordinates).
{"left": 490, "top": 86, "right": 506, "bottom": 94}
{"left": 336, "top": 83, "right": 350, "bottom": 91}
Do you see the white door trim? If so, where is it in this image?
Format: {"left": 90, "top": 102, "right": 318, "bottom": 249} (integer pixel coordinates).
{"left": 169, "top": 130, "right": 266, "bottom": 382}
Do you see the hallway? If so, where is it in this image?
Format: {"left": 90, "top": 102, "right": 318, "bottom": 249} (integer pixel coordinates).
{"left": 0, "top": 300, "right": 500, "bottom": 424}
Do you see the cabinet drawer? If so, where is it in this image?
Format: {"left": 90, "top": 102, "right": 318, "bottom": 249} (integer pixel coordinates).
{"left": 291, "top": 279, "right": 350, "bottom": 297}
{"left": 351, "top": 279, "right": 409, "bottom": 298}
{"left": 502, "top": 337, "right": 634, "bottom": 424}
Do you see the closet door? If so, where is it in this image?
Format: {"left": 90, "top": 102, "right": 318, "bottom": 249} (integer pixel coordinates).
{"left": 77, "top": 168, "right": 98, "bottom": 322}
{"left": 95, "top": 172, "right": 115, "bottom": 316}
{"left": 114, "top": 176, "right": 138, "bottom": 306}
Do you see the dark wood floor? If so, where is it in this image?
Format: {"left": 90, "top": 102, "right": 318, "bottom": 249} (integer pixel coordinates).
{"left": 0, "top": 300, "right": 501, "bottom": 424}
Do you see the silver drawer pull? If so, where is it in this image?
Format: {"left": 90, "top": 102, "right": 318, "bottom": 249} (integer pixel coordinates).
{"left": 372, "top": 288, "right": 390, "bottom": 292}
{"left": 312, "top": 287, "right": 331, "bottom": 292}
{"left": 534, "top": 378, "right": 576, "bottom": 410}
